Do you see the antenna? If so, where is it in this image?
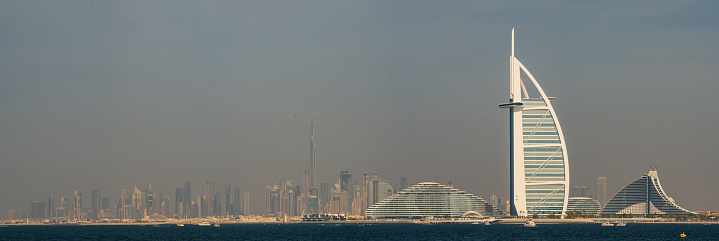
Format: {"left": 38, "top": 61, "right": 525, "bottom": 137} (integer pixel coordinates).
{"left": 309, "top": 107, "right": 316, "bottom": 188}
{"left": 511, "top": 28, "right": 515, "bottom": 57}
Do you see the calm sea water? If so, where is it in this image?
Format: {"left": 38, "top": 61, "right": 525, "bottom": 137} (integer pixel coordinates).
{"left": 1, "top": 223, "right": 717, "bottom": 241}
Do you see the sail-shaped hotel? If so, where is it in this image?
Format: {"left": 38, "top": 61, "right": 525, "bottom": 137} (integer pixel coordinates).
{"left": 499, "top": 29, "right": 569, "bottom": 218}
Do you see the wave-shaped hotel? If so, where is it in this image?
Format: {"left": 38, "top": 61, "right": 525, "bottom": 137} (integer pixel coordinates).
{"left": 600, "top": 168, "right": 695, "bottom": 215}
{"left": 365, "top": 182, "right": 495, "bottom": 219}
{"left": 499, "top": 29, "right": 569, "bottom": 218}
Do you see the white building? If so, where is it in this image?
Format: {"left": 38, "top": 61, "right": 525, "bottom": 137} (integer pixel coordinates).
{"left": 500, "top": 29, "right": 570, "bottom": 218}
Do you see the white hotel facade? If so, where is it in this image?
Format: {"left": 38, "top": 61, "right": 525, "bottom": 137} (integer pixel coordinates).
{"left": 499, "top": 29, "right": 570, "bottom": 218}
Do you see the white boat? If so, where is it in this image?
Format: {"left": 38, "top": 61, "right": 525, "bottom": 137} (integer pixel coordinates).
{"left": 615, "top": 222, "right": 626, "bottom": 226}
{"left": 601, "top": 221, "right": 614, "bottom": 226}
{"left": 524, "top": 220, "right": 536, "bottom": 227}
{"left": 198, "top": 222, "right": 211, "bottom": 226}
{"left": 176, "top": 223, "right": 184, "bottom": 227}
{"left": 214, "top": 223, "right": 220, "bottom": 227}
{"left": 484, "top": 222, "right": 491, "bottom": 226}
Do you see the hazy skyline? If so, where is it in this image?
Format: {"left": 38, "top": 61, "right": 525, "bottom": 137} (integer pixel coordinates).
{"left": 1, "top": 1, "right": 718, "bottom": 215}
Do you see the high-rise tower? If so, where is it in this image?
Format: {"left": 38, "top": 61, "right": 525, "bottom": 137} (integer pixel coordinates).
{"left": 175, "top": 187, "right": 183, "bottom": 217}
{"left": 182, "top": 182, "right": 191, "bottom": 218}
{"left": 91, "top": 190, "right": 101, "bottom": 219}
{"left": 205, "top": 180, "right": 216, "bottom": 217}
{"left": 499, "top": 29, "right": 570, "bottom": 218}
{"left": 309, "top": 108, "right": 316, "bottom": 189}
{"left": 225, "top": 186, "right": 232, "bottom": 216}
{"left": 596, "top": 177, "right": 607, "bottom": 207}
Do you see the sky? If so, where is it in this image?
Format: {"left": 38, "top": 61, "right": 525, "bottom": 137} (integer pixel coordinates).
{"left": 1, "top": 0, "right": 718, "bottom": 215}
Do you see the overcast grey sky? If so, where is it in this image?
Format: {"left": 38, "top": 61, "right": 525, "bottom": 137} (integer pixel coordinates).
{"left": 1, "top": 1, "right": 718, "bottom": 215}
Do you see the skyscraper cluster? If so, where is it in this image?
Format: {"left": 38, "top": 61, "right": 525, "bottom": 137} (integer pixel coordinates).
{"left": 174, "top": 181, "right": 245, "bottom": 219}
{"left": 264, "top": 169, "right": 395, "bottom": 217}
{"left": 6, "top": 181, "right": 249, "bottom": 221}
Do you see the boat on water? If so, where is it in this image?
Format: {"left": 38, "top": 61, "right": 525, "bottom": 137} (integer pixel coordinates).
{"left": 601, "top": 221, "right": 614, "bottom": 227}
{"left": 176, "top": 223, "right": 184, "bottom": 227}
{"left": 484, "top": 222, "right": 491, "bottom": 226}
{"left": 523, "top": 220, "right": 536, "bottom": 227}
{"left": 198, "top": 222, "right": 211, "bottom": 226}
{"left": 214, "top": 223, "right": 220, "bottom": 227}
{"left": 615, "top": 222, "right": 626, "bottom": 226}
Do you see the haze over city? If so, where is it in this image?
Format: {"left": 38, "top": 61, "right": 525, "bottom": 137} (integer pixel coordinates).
{"left": 1, "top": 1, "right": 718, "bottom": 216}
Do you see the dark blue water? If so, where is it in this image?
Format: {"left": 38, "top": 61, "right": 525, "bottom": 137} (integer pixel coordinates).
{"left": 1, "top": 223, "right": 717, "bottom": 241}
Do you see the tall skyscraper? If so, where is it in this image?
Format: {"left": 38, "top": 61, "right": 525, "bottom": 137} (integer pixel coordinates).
{"left": 490, "top": 194, "right": 498, "bottom": 209}
{"left": 197, "top": 195, "right": 202, "bottom": 218}
{"left": 340, "top": 170, "right": 352, "bottom": 193}
{"left": 234, "top": 187, "right": 241, "bottom": 215}
{"left": 142, "top": 182, "right": 153, "bottom": 215}
{"left": 182, "top": 182, "right": 191, "bottom": 218}
{"left": 225, "top": 186, "right": 232, "bottom": 216}
{"left": 162, "top": 196, "right": 170, "bottom": 217}
{"left": 61, "top": 196, "right": 72, "bottom": 218}
{"left": 91, "top": 190, "right": 101, "bottom": 219}
{"left": 133, "top": 187, "right": 142, "bottom": 218}
{"left": 214, "top": 191, "right": 221, "bottom": 216}
{"left": 499, "top": 29, "right": 569, "bottom": 218}
{"left": 175, "top": 187, "right": 183, "bottom": 217}
{"left": 73, "top": 190, "right": 82, "bottom": 220}
{"left": 399, "top": 177, "right": 408, "bottom": 191}
{"left": 596, "top": 177, "right": 608, "bottom": 208}
{"left": 319, "top": 182, "right": 329, "bottom": 211}
{"left": 340, "top": 170, "right": 353, "bottom": 210}
{"left": 243, "top": 192, "right": 250, "bottom": 216}
{"left": 309, "top": 108, "right": 316, "bottom": 189}
{"left": 265, "top": 185, "right": 280, "bottom": 216}
{"left": 205, "top": 181, "right": 216, "bottom": 217}
{"left": 351, "top": 185, "right": 362, "bottom": 215}
{"left": 121, "top": 185, "right": 127, "bottom": 205}
{"left": 47, "top": 195, "right": 54, "bottom": 218}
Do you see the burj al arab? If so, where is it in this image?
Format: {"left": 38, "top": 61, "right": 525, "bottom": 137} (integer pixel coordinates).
{"left": 499, "top": 29, "right": 570, "bottom": 218}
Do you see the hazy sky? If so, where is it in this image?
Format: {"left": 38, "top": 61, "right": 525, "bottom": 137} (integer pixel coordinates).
{"left": 1, "top": 1, "right": 718, "bottom": 215}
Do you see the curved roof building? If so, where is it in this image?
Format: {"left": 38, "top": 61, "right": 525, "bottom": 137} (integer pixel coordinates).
{"left": 365, "top": 182, "right": 495, "bottom": 219}
{"left": 567, "top": 197, "right": 601, "bottom": 216}
{"left": 499, "top": 29, "right": 569, "bottom": 218}
{"left": 600, "top": 169, "right": 695, "bottom": 215}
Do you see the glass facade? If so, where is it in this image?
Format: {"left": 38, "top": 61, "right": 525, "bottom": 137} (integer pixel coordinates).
{"left": 365, "top": 182, "right": 496, "bottom": 219}
{"left": 522, "top": 99, "right": 567, "bottom": 217}
{"left": 600, "top": 170, "right": 694, "bottom": 215}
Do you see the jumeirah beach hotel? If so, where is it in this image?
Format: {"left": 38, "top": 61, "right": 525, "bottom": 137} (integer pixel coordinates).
{"left": 600, "top": 168, "right": 694, "bottom": 216}
{"left": 499, "top": 29, "right": 570, "bottom": 218}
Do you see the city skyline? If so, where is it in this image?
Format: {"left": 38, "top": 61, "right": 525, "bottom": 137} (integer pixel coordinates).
{"left": 1, "top": 1, "right": 718, "bottom": 215}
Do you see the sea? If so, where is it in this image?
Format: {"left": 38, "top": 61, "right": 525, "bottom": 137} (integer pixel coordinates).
{"left": 1, "top": 223, "right": 717, "bottom": 241}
